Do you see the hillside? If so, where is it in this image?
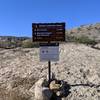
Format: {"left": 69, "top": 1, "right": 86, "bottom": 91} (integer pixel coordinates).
{"left": 66, "top": 23, "right": 100, "bottom": 43}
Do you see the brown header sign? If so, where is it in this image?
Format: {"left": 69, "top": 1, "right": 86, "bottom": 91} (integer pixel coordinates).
{"left": 32, "top": 22, "right": 65, "bottom": 42}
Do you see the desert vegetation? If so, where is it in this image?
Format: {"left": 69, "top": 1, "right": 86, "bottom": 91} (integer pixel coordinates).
{"left": 66, "top": 35, "right": 97, "bottom": 45}
{"left": 0, "top": 38, "right": 39, "bottom": 49}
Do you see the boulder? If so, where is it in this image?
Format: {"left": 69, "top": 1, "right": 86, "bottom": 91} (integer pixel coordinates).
{"left": 34, "top": 78, "right": 53, "bottom": 100}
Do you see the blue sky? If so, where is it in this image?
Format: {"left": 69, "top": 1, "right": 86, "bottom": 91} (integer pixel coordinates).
{"left": 0, "top": 0, "right": 100, "bottom": 37}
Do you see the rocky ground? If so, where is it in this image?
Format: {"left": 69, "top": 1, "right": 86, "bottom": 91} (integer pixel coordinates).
{"left": 0, "top": 43, "right": 100, "bottom": 100}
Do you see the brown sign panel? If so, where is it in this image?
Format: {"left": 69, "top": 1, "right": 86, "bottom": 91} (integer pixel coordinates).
{"left": 32, "top": 23, "right": 65, "bottom": 42}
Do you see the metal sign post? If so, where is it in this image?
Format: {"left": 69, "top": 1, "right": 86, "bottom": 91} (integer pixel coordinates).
{"left": 48, "top": 60, "right": 51, "bottom": 84}
{"left": 48, "top": 41, "right": 51, "bottom": 84}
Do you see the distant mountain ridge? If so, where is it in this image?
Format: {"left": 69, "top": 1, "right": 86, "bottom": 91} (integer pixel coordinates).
{"left": 0, "top": 36, "right": 30, "bottom": 42}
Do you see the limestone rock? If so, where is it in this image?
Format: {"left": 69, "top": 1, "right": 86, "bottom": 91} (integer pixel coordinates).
{"left": 49, "top": 80, "right": 61, "bottom": 91}
{"left": 34, "top": 78, "right": 52, "bottom": 100}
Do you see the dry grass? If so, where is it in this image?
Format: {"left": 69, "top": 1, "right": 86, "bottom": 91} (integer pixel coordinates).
{"left": 0, "top": 75, "right": 36, "bottom": 100}
{"left": 0, "top": 86, "right": 31, "bottom": 100}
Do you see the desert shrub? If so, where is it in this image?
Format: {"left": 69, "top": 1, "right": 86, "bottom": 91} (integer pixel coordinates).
{"left": 65, "top": 35, "right": 97, "bottom": 45}
{"left": 11, "top": 76, "right": 36, "bottom": 89}
{"left": 0, "top": 75, "right": 37, "bottom": 100}
{"left": 21, "top": 39, "right": 39, "bottom": 48}
{"left": 77, "top": 27, "right": 82, "bottom": 31}
{"left": 0, "top": 87, "right": 31, "bottom": 100}
{"left": 0, "top": 39, "right": 39, "bottom": 49}
{"left": 0, "top": 41, "right": 19, "bottom": 49}
{"left": 0, "top": 41, "right": 11, "bottom": 49}
{"left": 65, "top": 35, "right": 76, "bottom": 42}
{"left": 74, "top": 36, "right": 97, "bottom": 45}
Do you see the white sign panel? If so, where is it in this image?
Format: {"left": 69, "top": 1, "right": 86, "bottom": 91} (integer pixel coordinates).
{"left": 40, "top": 46, "right": 59, "bottom": 61}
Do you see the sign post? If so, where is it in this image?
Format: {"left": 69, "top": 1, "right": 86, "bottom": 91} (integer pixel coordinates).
{"left": 48, "top": 60, "right": 51, "bottom": 84}
{"left": 32, "top": 22, "right": 65, "bottom": 84}
{"left": 40, "top": 43, "right": 59, "bottom": 84}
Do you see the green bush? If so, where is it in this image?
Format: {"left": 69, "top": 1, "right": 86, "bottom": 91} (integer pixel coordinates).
{"left": 65, "top": 35, "right": 97, "bottom": 45}
{"left": 0, "top": 41, "right": 11, "bottom": 49}
{"left": 21, "top": 40, "right": 39, "bottom": 48}
{"left": 74, "top": 36, "right": 97, "bottom": 45}
{"left": 0, "top": 41, "right": 19, "bottom": 49}
{"left": 0, "top": 39, "right": 39, "bottom": 49}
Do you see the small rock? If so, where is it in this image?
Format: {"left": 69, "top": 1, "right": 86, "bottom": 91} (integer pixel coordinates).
{"left": 49, "top": 80, "right": 61, "bottom": 91}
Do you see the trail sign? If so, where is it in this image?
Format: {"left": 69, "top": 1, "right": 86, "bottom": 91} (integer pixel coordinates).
{"left": 40, "top": 43, "right": 59, "bottom": 61}
{"left": 32, "top": 22, "right": 65, "bottom": 84}
{"left": 32, "top": 23, "right": 65, "bottom": 42}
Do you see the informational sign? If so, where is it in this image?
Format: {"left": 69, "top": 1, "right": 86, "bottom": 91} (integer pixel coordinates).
{"left": 40, "top": 43, "right": 59, "bottom": 61}
{"left": 32, "top": 23, "right": 65, "bottom": 42}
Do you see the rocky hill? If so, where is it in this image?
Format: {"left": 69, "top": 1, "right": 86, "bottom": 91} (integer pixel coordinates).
{"left": 66, "top": 23, "right": 100, "bottom": 43}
